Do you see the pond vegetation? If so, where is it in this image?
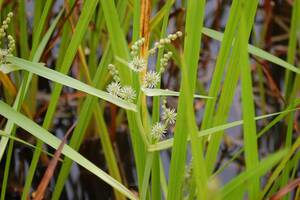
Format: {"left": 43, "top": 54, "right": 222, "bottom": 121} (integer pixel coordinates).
{"left": 0, "top": 0, "right": 299, "bottom": 199}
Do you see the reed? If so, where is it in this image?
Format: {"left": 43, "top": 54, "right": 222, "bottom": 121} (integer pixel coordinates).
{"left": 0, "top": 1, "right": 299, "bottom": 199}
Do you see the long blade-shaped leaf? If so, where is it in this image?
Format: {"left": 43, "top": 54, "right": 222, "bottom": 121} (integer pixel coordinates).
{"left": 0, "top": 131, "right": 56, "bottom": 158}
{"left": 148, "top": 109, "right": 297, "bottom": 151}
{"left": 204, "top": 0, "right": 258, "bottom": 174}
{"left": 142, "top": 88, "right": 212, "bottom": 99}
{"left": 220, "top": 150, "right": 287, "bottom": 199}
{"left": 6, "top": 56, "right": 137, "bottom": 111}
{"left": 0, "top": 101, "right": 137, "bottom": 200}
{"left": 100, "top": 0, "right": 147, "bottom": 192}
{"left": 239, "top": 11, "right": 260, "bottom": 199}
{"left": 202, "top": 27, "right": 300, "bottom": 74}
{"left": 167, "top": 1, "right": 207, "bottom": 199}
{"left": 0, "top": 10, "right": 63, "bottom": 162}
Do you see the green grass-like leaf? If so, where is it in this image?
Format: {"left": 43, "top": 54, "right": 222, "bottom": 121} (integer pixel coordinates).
{"left": 239, "top": 11, "right": 260, "bottom": 199}
{"left": 142, "top": 88, "right": 212, "bottom": 99}
{"left": 167, "top": 1, "right": 207, "bottom": 200}
{"left": 220, "top": 150, "right": 287, "bottom": 199}
{"left": 148, "top": 108, "right": 297, "bottom": 151}
{"left": 0, "top": 131, "right": 57, "bottom": 158}
{"left": 202, "top": 27, "right": 300, "bottom": 74}
{"left": 99, "top": 0, "right": 147, "bottom": 192}
{"left": 0, "top": 100, "right": 138, "bottom": 200}
{"left": 5, "top": 56, "right": 137, "bottom": 111}
{"left": 204, "top": 0, "right": 259, "bottom": 175}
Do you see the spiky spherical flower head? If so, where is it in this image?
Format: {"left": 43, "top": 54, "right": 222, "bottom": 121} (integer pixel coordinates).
{"left": 107, "top": 82, "right": 121, "bottom": 97}
{"left": 120, "top": 86, "right": 136, "bottom": 103}
{"left": 128, "top": 57, "right": 146, "bottom": 72}
{"left": 143, "top": 71, "right": 160, "bottom": 88}
{"left": 162, "top": 108, "right": 177, "bottom": 125}
{"left": 151, "top": 122, "right": 167, "bottom": 140}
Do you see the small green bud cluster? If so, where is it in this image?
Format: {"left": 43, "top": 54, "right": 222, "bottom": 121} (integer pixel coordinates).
{"left": 0, "top": 12, "right": 13, "bottom": 39}
{"left": 148, "top": 31, "right": 182, "bottom": 55}
{"left": 108, "top": 64, "right": 120, "bottom": 82}
{"left": 128, "top": 38, "right": 147, "bottom": 72}
{"left": 7, "top": 35, "right": 15, "bottom": 54}
{"left": 0, "top": 12, "right": 15, "bottom": 63}
{"left": 130, "top": 37, "right": 145, "bottom": 57}
{"left": 159, "top": 51, "right": 173, "bottom": 73}
{"left": 183, "top": 161, "right": 193, "bottom": 195}
{"left": 126, "top": 32, "right": 179, "bottom": 81}
{"left": 150, "top": 97, "right": 177, "bottom": 141}
{"left": 107, "top": 64, "right": 136, "bottom": 103}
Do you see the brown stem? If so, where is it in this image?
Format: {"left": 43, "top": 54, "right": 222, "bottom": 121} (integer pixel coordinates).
{"left": 140, "top": 0, "right": 151, "bottom": 61}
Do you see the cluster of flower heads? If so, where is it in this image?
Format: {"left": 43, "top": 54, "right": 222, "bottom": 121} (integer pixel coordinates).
{"left": 106, "top": 31, "right": 182, "bottom": 111}
{"left": 142, "top": 50, "right": 175, "bottom": 89}
{"left": 129, "top": 38, "right": 147, "bottom": 72}
{"left": 142, "top": 32, "right": 182, "bottom": 90}
{"left": 107, "top": 64, "right": 136, "bottom": 103}
{"left": 0, "top": 12, "right": 15, "bottom": 63}
{"left": 128, "top": 31, "right": 182, "bottom": 78}
{"left": 151, "top": 97, "right": 177, "bottom": 141}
